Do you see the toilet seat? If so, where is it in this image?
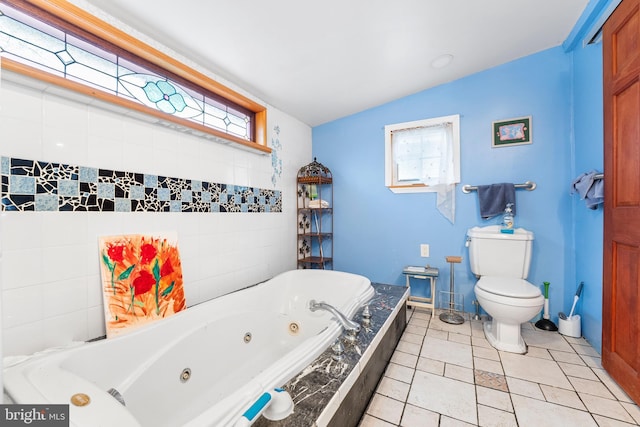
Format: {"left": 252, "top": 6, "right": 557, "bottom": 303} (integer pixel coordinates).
{"left": 476, "top": 276, "right": 541, "bottom": 298}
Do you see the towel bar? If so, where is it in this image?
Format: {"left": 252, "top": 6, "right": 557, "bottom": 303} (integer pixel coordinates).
{"left": 462, "top": 181, "right": 536, "bottom": 194}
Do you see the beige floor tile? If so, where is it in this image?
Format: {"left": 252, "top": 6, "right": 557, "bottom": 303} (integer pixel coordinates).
{"left": 421, "top": 336, "right": 473, "bottom": 368}
{"left": 474, "top": 356, "right": 503, "bottom": 375}
{"left": 407, "top": 317, "right": 429, "bottom": 329}
{"left": 620, "top": 402, "right": 640, "bottom": 424}
{"left": 476, "top": 386, "right": 513, "bottom": 412}
{"left": 550, "top": 349, "right": 586, "bottom": 365}
{"left": 416, "top": 356, "right": 445, "bottom": 375}
{"left": 563, "top": 336, "right": 585, "bottom": 345}
{"left": 439, "top": 416, "right": 476, "bottom": 426}
{"left": 572, "top": 342, "right": 601, "bottom": 357}
{"left": 429, "top": 316, "right": 471, "bottom": 335}
{"left": 401, "top": 331, "right": 424, "bottom": 345}
{"left": 512, "top": 394, "right": 598, "bottom": 426}
{"left": 444, "top": 363, "right": 474, "bottom": 384}
{"left": 580, "top": 393, "right": 637, "bottom": 424}
{"left": 558, "top": 361, "right": 598, "bottom": 381}
{"left": 448, "top": 332, "right": 471, "bottom": 345}
{"left": 500, "top": 351, "right": 572, "bottom": 389}
{"left": 359, "top": 413, "right": 396, "bottom": 427}
{"left": 404, "top": 324, "right": 427, "bottom": 336}
{"left": 412, "top": 310, "right": 432, "bottom": 320}
{"left": 473, "top": 345, "right": 500, "bottom": 361}
{"left": 581, "top": 354, "right": 604, "bottom": 369}
{"left": 391, "top": 349, "right": 419, "bottom": 369}
{"left": 593, "top": 369, "right": 635, "bottom": 403}
{"left": 396, "top": 340, "right": 421, "bottom": 356}
{"left": 400, "top": 404, "right": 439, "bottom": 427}
{"left": 472, "top": 335, "right": 493, "bottom": 349}
{"left": 376, "top": 376, "right": 411, "bottom": 402}
{"left": 569, "top": 376, "right": 616, "bottom": 399}
{"left": 471, "top": 328, "right": 486, "bottom": 338}
{"left": 539, "top": 384, "right": 586, "bottom": 410}
{"left": 366, "top": 393, "right": 404, "bottom": 425}
{"left": 408, "top": 316, "right": 430, "bottom": 329}
{"left": 385, "top": 362, "right": 415, "bottom": 384}
{"left": 506, "top": 376, "right": 544, "bottom": 400}
{"left": 407, "top": 370, "right": 477, "bottom": 425}
{"left": 426, "top": 328, "right": 448, "bottom": 340}
{"left": 592, "top": 414, "right": 639, "bottom": 427}
{"left": 524, "top": 345, "right": 553, "bottom": 360}
{"left": 521, "top": 328, "right": 574, "bottom": 352}
{"left": 477, "top": 404, "right": 518, "bottom": 427}
{"left": 471, "top": 319, "right": 484, "bottom": 330}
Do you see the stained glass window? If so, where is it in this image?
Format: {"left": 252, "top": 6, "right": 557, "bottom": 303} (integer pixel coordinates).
{"left": 0, "top": 2, "right": 255, "bottom": 143}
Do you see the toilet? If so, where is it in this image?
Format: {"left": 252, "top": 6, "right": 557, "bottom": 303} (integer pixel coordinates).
{"left": 467, "top": 225, "right": 544, "bottom": 354}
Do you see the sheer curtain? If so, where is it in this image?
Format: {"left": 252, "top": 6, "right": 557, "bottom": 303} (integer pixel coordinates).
{"left": 431, "top": 122, "right": 456, "bottom": 224}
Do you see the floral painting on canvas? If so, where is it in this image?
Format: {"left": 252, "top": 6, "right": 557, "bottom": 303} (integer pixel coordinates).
{"left": 99, "top": 233, "right": 186, "bottom": 337}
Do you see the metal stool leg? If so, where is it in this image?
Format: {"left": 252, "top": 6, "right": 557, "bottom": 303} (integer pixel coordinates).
{"left": 439, "top": 256, "right": 465, "bottom": 325}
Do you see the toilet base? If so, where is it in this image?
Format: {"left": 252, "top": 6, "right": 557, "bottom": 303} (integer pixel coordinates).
{"left": 483, "top": 320, "right": 527, "bottom": 354}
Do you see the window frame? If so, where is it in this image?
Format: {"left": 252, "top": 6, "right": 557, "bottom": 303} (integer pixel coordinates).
{"left": 0, "top": 0, "right": 270, "bottom": 153}
{"left": 384, "top": 114, "right": 460, "bottom": 193}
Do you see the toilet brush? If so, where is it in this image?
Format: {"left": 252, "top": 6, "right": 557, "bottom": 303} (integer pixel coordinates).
{"left": 535, "top": 281, "right": 558, "bottom": 331}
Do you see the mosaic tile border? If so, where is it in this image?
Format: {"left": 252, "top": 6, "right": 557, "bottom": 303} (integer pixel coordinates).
{"left": 0, "top": 157, "right": 282, "bottom": 213}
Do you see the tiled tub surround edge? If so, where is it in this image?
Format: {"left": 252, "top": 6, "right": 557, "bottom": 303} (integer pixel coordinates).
{"left": 255, "top": 283, "right": 409, "bottom": 427}
{"left": 0, "top": 156, "right": 282, "bottom": 213}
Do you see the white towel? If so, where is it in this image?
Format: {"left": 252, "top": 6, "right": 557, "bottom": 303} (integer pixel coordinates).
{"left": 308, "top": 199, "right": 329, "bottom": 208}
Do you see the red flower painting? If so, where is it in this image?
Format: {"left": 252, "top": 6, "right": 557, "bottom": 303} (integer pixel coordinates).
{"left": 99, "top": 233, "right": 186, "bottom": 337}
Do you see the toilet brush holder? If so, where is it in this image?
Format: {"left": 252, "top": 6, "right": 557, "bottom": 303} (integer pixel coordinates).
{"left": 558, "top": 315, "right": 581, "bottom": 338}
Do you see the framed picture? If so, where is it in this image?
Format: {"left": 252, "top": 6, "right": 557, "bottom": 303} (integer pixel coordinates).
{"left": 492, "top": 116, "right": 532, "bottom": 148}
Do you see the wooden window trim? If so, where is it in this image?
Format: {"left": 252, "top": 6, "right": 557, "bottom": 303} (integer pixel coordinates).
{"left": 1, "top": 0, "right": 270, "bottom": 153}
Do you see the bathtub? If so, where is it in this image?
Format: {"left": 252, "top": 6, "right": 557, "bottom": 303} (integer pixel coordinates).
{"left": 3, "top": 269, "right": 374, "bottom": 427}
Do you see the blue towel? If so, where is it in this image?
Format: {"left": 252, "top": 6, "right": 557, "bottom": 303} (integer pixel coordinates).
{"left": 571, "top": 171, "right": 604, "bottom": 209}
{"left": 477, "top": 183, "right": 516, "bottom": 220}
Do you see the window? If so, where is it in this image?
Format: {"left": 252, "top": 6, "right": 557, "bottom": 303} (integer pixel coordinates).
{"left": 384, "top": 114, "right": 460, "bottom": 193}
{"left": 0, "top": 0, "right": 269, "bottom": 153}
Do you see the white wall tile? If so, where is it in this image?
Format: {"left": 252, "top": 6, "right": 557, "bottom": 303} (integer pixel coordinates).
{"left": 2, "top": 248, "right": 44, "bottom": 290}
{"left": 1, "top": 76, "right": 311, "bottom": 356}
{"left": 42, "top": 310, "right": 89, "bottom": 348}
{"left": 42, "top": 277, "right": 88, "bottom": 318}
{"left": 1, "top": 80, "right": 44, "bottom": 122}
{"left": 0, "top": 116, "right": 43, "bottom": 160}
{"left": 3, "top": 286, "right": 44, "bottom": 328}
{"left": 41, "top": 213, "right": 88, "bottom": 248}
{"left": 1, "top": 213, "right": 43, "bottom": 251}
{"left": 2, "top": 322, "right": 44, "bottom": 357}
{"left": 42, "top": 124, "right": 89, "bottom": 166}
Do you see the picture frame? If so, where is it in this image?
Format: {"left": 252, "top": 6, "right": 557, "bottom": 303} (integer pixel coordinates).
{"left": 492, "top": 116, "right": 532, "bottom": 148}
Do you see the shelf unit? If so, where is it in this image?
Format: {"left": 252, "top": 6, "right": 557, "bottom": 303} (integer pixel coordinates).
{"left": 297, "top": 158, "right": 333, "bottom": 269}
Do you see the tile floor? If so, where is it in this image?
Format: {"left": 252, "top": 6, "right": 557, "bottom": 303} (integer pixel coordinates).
{"left": 359, "top": 308, "right": 640, "bottom": 427}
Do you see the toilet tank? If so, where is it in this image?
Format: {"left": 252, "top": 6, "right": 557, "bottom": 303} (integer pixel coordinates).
{"left": 467, "top": 225, "right": 534, "bottom": 279}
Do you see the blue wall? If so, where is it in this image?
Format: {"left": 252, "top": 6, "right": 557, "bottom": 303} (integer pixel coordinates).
{"left": 569, "top": 42, "right": 604, "bottom": 352}
{"left": 313, "top": 1, "right": 614, "bottom": 354}
{"left": 313, "top": 46, "right": 574, "bottom": 322}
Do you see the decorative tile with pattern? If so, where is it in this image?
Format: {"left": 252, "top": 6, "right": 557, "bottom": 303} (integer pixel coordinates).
{"left": 0, "top": 156, "right": 282, "bottom": 213}
{"left": 474, "top": 369, "right": 509, "bottom": 392}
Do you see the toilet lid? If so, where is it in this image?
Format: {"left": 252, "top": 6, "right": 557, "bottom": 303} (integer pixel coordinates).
{"left": 476, "top": 276, "right": 541, "bottom": 298}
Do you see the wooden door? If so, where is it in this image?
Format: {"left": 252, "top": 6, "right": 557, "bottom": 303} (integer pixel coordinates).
{"left": 603, "top": 0, "right": 640, "bottom": 404}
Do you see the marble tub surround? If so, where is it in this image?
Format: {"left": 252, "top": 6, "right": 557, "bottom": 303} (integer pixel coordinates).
{"left": 255, "top": 284, "right": 408, "bottom": 427}
{"left": 360, "top": 311, "right": 640, "bottom": 427}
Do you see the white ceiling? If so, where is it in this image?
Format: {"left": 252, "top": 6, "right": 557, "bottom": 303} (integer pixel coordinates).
{"left": 84, "top": 0, "right": 589, "bottom": 127}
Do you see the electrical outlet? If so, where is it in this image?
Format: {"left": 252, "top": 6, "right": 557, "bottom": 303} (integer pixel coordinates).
{"left": 420, "top": 244, "right": 430, "bottom": 257}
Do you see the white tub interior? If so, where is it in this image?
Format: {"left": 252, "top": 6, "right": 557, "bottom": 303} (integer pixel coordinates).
{"left": 4, "top": 269, "right": 374, "bottom": 427}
